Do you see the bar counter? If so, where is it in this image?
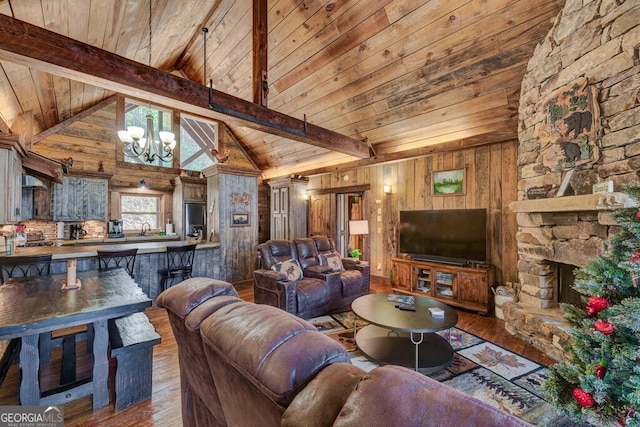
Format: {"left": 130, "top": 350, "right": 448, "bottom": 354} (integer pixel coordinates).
{"left": 1, "top": 240, "right": 222, "bottom": 302}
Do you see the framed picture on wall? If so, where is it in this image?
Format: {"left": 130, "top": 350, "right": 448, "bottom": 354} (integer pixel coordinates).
{"left": 231, "top": 212, "right": 250, "bottom": 227}
{"left": 432, "top": 168, "right": 465, "bottom": 196}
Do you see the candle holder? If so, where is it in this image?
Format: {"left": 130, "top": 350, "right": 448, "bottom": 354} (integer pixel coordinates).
{"left": 62, "top": 259, "right": 81, "bottom": 290}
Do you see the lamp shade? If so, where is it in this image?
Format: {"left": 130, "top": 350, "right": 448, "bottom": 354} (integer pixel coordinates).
{"left": 349, "top": 220, "right": 369, "bottom": 235}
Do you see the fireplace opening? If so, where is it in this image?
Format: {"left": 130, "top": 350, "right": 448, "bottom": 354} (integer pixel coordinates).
{"left": 558, "top": 262, "right": 584, "bottom": 308}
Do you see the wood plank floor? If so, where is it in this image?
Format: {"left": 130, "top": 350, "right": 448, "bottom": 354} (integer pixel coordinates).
{"left": 0, "top": 279, "right": 556, "bottom": 426}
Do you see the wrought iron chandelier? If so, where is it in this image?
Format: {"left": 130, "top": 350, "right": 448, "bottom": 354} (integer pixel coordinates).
{"left": 117, "top": 0, "right": 176, "bottom": 163}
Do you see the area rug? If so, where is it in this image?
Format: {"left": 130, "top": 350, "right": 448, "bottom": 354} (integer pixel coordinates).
{"left": 309, "top": 312, "right": 592, "bottom": 427}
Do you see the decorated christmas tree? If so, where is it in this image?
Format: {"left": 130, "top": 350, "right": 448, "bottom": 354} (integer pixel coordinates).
{"left": 543, "top": 186, "right": 640, "bottom": 426}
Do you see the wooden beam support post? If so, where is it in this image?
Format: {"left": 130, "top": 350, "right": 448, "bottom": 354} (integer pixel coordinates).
{"left": 253, "top": 0, "right": 269, "bottom": 107}
{"left": 0, "top": 14, "right": 370, "bottom": 159}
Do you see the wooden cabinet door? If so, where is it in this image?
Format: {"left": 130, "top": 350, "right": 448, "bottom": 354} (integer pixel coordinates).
{"left": 457, "top": 271, "right": 489, "bottom": 311}
{"left": 54, "top": 177, "right": 84, "bottom": 221}
{"left": 0, "top": 149, "right": 22, "bottom": 223}
{"left": 32, "top": 181, "right": 53, "bottom": 220}
{"left": 84, "top": 178, "right": 108, "bottom": 220}
{"left": 184, "top": 183, "right": 206, "bottom": 202}
{"left": 9, "top": 151, "right": 21, "bottom": 221}
{"left": 392, "top": 260, "right": 412, "bottom": 291}
{"left": 21, "top": 189, "right": 33, "bottom": 221}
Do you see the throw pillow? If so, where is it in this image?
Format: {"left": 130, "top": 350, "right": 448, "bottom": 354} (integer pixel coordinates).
{"left": 318, "top": 252, "right": 344, "bottom": 272}
{"left": 271, "top": 259, "right": 303, "bottom": 281}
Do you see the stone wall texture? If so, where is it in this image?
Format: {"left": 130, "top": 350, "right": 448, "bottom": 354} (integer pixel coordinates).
{"left": 518, "top": 0, "right": 640, "bottom": 195}
{"left": 510, "top": 0, "right": 640, "bottom": 360}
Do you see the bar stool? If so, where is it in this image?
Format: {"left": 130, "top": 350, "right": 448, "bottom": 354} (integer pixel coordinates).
{"left": 97, "top": 248, "right": 138, "bottom": 278}
{"left": 0, "top": 254, "right": 52, "bottom": 385}
{"left": 0, "top": 254, "right": 52, "bottom": 283}
{"left": 161, "top": 244, "right": 197, "bottom": 290}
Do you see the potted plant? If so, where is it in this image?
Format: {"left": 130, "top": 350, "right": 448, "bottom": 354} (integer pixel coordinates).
{"left": 349, "top": 248, "right": 362, "bottom": 259}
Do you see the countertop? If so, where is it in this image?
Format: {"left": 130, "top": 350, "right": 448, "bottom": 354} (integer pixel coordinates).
{"left": 1, "top": 239, "right": 220, "bottom": 259}
{"left": 58, "top": 234, "right": 182, "bottom": 245}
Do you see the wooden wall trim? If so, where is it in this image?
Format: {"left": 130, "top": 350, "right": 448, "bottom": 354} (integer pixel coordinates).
{"left": 307, "top": 184, "right": 370, "bottom": 195}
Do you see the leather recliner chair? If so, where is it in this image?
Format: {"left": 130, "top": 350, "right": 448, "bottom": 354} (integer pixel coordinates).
{"left": 254, "top": 239, "right": 335, "bottom": 319}
{"left": 156, "top": 277, "right": 240, "bottom": 427}
{"left": 296, "top": 236, "right": 370, "bottom": 310}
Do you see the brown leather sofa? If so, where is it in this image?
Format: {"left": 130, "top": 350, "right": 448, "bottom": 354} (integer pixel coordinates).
{"left": 254, "top": 237, "right": 370, "bottom": 319}
{"left": 158, "top": 278, "right": 531, "bottom": 427}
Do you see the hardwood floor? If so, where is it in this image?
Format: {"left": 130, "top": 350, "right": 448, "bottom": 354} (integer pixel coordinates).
{"left": 0, "top": 278, "right": 555, "bottom": 426}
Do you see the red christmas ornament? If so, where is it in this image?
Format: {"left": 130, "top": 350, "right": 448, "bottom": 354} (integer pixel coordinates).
{"left": 594, "top": 319, "right": 615, "bottom": 335}
{"left": 596, "top": 364, "right": 607, "bottom": 379}
{"left": 586, "top": 296, "right": 609, "bottom": 316}
{"left": 631, "top": 251, "right": 640, "bottom": 263}
{"left": 573, "top": 387, "right": 595, "bottom": 407}
{"left": 636, "top": 210, "right": 640, "bottom": 220}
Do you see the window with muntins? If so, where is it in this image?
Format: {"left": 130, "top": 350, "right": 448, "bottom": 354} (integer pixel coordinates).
{"left": 121, "top": 195, "right": 161, "bottom": 231}
{"left": 180, "top": 114, "right": 218, "bottom": 171}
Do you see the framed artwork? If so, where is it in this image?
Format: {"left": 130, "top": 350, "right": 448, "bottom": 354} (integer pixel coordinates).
{"left": 231, "top": 212, "right": 250, "bottom": 227}
{"left": 432, "top": 168, "right": 465, "bottom": 196}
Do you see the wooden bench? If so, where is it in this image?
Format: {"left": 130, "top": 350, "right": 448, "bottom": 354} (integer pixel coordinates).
{"left": 109, "top": 312, "right": 161, "bottom": 411}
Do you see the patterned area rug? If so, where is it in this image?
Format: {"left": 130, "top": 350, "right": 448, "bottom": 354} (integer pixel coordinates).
{"left": 310, "top": 312, "right": 592, "bottom": 427}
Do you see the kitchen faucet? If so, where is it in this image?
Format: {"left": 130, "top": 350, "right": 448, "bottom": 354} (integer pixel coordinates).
{"left": 140, "top": 222, "right": 151, "bottom": 236}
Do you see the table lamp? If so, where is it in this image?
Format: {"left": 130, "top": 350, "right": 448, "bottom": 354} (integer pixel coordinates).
{"left": 348, "top": 220, "right": 369, "bottom": 261}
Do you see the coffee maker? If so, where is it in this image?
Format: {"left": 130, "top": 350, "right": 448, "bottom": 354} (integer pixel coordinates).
{"left": 108, "top": 219, "right": 124, "bottom": 238}
{"left": 70, "top": 224, "right": 87, "bottom": 240}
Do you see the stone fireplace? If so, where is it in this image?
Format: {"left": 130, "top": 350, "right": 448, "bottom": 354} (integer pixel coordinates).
{"left": 506, "top": 0, "right": 640, "bottom": 361}
{"left": 504, "top": 195, "right": 621, "bottom": 361}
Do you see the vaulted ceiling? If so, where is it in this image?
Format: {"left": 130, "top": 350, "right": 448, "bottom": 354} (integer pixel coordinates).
{"left": 0, "top": 0, "right": 565, "bottom": 179}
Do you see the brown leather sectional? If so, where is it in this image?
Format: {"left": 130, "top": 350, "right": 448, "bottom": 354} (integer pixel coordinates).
{"left": 157, "top": 277, "right": 530, "bottom": 427}
{"left": 254, "top": 236, "right": 370, "bottom": 319}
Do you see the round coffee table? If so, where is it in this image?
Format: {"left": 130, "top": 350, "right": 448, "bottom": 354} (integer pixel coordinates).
{"left": 351, "top": 293, "right": 458, "bottom": 373}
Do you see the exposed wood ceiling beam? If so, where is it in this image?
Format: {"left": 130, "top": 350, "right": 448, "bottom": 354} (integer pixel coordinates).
{"left": 0, "top": 14, "right": 370, "bottom": 159}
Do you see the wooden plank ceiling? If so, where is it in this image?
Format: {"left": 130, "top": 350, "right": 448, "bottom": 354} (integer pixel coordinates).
{"left": 0, "top": 0, "right": 564, "bottom": 179}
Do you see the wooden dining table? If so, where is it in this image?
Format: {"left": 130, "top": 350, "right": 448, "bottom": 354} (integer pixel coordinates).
{"left": 0, "top": 268, "right": 152, "bottom": 409}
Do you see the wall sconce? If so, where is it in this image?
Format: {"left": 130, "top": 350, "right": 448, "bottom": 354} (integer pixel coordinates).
{"left": 383, "top": 185, "right": 392, "bottom": 195}
{"left": 303, "top": 193, "right": 309, "bottom": 201}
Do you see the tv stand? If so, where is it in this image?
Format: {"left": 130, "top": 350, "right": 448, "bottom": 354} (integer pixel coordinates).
{"left": 391, "top": 258, "right": 494, "bottom": 315}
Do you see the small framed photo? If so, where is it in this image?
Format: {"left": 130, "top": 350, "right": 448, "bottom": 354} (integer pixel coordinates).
{"left": 432, "top": 168, "right": 465, "bottom": 196}
{"left": 231, "top": 212, "right": 250, "bottom": 227}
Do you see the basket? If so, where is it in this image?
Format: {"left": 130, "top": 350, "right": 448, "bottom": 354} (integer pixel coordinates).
{"left": 492, "top": 285, "right": 517, "bottom": 320}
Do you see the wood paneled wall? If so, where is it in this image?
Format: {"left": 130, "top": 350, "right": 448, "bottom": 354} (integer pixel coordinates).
{"left": 31, "top": 96, "right": 258, "bottom": 221}
{"left": 307, "top": 141, "right": 518, "bottom": 285}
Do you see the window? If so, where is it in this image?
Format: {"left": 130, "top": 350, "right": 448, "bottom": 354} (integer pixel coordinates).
{"left": 180, "top": 114, "right": 218, "bottom": 171}
{"left": 121, "top": 195, "right": 161, "bottom": 231}
{"left": 123, "top": 100, "right": 174, "bottom": 168}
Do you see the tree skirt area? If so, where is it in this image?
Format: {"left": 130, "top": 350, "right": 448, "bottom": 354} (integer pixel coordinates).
{"left": 310, "top": 312, "right": 593, "bottom": 427}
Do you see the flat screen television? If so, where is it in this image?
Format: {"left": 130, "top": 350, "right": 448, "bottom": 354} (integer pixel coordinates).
{"left": 399, "top": 209, "right": 488, "bottom": 265}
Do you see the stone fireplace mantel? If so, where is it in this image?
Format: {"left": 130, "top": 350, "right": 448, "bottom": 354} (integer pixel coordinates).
{"left": 509, "top": 192, "right": 633, "bottom": 214}
{"left": 504, "top": 192, "right": 635, "bottom": 361}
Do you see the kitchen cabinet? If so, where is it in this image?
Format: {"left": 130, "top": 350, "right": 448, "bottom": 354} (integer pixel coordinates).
{"left": 21, "top": 178, "right": 53, "bottom": 221}
{"left": 268, "top": 177, "right": 308, "bottom": 240}
{"left": 54, "top": 176, "right": 108, "bottom": 221}
{"left": 32, "top": 180, "right": 53, "bottom": 220}
{"left": 392, "top": 258, "right": 493, "bottom": 315}
{"left": 0, "top": 141, "right": 23, "bottom": 223}
{"left": 183, "top": 182, "right": 206, "bottom": 202}
{"left": 172, "top": 176, "right": 207, "bottom": 238}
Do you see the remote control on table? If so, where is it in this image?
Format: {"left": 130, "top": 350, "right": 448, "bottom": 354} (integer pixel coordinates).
{"left": 396, "top": 304, "right": 416, "bottom": 311}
